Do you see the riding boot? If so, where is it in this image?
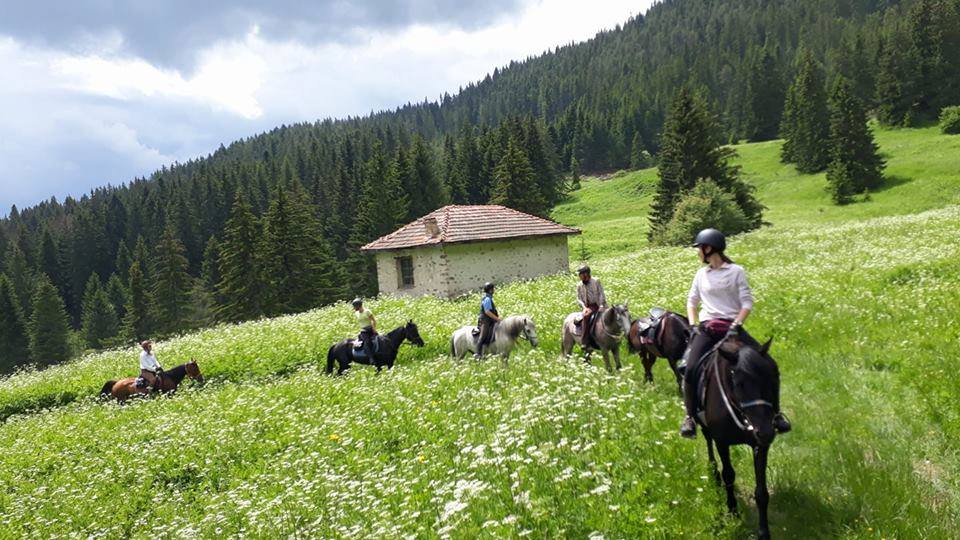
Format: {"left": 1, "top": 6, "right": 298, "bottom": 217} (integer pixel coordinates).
{"left": 474, "top": 344, "right": 484, "bottom": 359}
{"left": 680, "top": 383, "right": 698, "bottom": 439}
{"left": 772, "top": 385, "right": 792, "bottom": 433}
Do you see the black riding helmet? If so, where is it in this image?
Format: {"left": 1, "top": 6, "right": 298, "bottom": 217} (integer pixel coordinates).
{"left": 692, "top": 228, "right": 726, "bottom": 252}
{"left": 483, "top": 282, "right": 495, "bottom": 293}
{"left": 351, "top": 298, "right": 363, "bottom": 308}
{"left": 577, "top": 265, "right": 591, "bottom": 276}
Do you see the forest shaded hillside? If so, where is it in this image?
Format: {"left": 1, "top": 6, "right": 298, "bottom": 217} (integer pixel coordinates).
{"left": 1, "top": 0, "right": 958, "bottom": 371}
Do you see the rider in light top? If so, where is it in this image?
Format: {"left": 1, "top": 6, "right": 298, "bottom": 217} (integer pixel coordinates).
{"left": 679, "top": 228, "right": 791, "bottom": 439}
{"left": 139, "top": 340, "right": 163, "bottom": 390}
{"left": 353, "top": 298, "right": 377, "bottom": 360}
{"left": 475, "top": 282, "right": 500, "bottom": 358}
{"left": 576, "top": 265, "right": 606, "bottom": 345}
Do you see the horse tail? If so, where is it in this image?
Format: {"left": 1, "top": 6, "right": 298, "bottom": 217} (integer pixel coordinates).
{"left": 450, "top": 334, "right": 456, "bottom": 358}
{"left": 325, "top": 345, "right": 336, "bottom": 375}
{"left": 100, "top": 380, "right": 116, "bottom": 397}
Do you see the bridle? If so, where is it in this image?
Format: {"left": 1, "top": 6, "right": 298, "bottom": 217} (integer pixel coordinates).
{"left": 704, "top": 336, "right": 774, "bottom": 438}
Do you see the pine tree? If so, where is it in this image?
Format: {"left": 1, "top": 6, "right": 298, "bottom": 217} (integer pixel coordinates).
{"left": 114, "top": 240, "right": 132, "bottom": 282}
{"left": 217, "top": 194, "right": 265, "bottom": 323}
{"left": 29, "top": 275, "right": 71, "bottom": 365}
{"left": 200, "top": 236, "right": 222, "bottom": 304}
{"left": 523, "top": 118, "right": 562, "bottom": 207}
{"left": 106, "top": 273, "right": 129, "bottom": 322}
{"left": 346, "top": 143, "right": 409, "bottom": 296}
{"left": 81, "top": 275, "right": 119, "bottom": 349}
{"left": 490, "top": 139, "right": 544, "bottom": 215}
{"left": 261, "top": 182, "right": 336, "bottom": 315}
{"left": 0, "top": 275, "right": 30, "bottom": 371}
{"left": 629, "top": 133, "right": 650, "bottom": 170}
{"left": 123, "top": 260, "right": 151, "bottom": 342}
{"left": 780, "top": 49, "right": 830, "bottom": 172}
{"left": 403, "top": 136, "right": 448, "bottom": 220}
{"left": 4, "top": 243, "right": 34, "bottom": 316}
{"left": 826, "top": 77, "right": 885, "bottom": 204}
{"left": 650, "top": 87, "right": 762, "bottom": 241}
{"left": 151, "top": 227, "right": 192, "bottom": 334}
{"left": 570, "top": 156, "right": 581, "bottom": 191}
{"left": 745, "top": 47, "right": 785, "bottom": 142}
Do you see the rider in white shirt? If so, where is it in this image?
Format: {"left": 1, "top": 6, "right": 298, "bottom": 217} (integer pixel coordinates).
{"left": 678, "top": 228, "right": 791, "bottom": 439}
{"left": 139, "top": 340, "right": 163, "bottom": 390}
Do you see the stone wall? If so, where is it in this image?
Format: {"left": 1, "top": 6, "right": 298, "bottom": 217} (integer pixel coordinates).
{"left": 373, "top": 246, "right": 449, "bottom": 297}
{"left": 443, "top": 236, "right": 570, "bottom": 297}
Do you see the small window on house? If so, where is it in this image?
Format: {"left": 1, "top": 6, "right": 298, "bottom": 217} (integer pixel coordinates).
{"left": 397, "top": 256, "right": 414, "bottom": 288}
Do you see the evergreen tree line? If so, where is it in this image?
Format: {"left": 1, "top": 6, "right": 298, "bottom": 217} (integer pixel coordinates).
{"left": 3, "top": 0, "right": 958, "bottom": 368}
{"left": 0, "top": 117, "right": 562, "bottom": 371}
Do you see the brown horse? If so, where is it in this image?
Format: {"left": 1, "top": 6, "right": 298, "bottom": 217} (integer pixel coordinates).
{"left": 699, "top": 338, "right": 779, "bottom": 540}
{"left": 627, "top": 309, "right": 691, "bottom": 391}
{"left": 100, "top": 360, "right": 205, "bottom": 403}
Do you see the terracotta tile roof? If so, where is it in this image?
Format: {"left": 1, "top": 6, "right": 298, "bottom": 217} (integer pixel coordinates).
{"left": 360, "top": 205, "right": 580, "bottom": 251}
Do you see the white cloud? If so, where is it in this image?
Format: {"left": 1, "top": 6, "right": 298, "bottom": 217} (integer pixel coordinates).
{"left": 0, "top": 0, "right": 650, "bottom": 211}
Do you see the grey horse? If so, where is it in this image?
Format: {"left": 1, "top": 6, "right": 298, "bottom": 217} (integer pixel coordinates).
{"left": 561, "top": 304, "right": 632, "bottom": 372}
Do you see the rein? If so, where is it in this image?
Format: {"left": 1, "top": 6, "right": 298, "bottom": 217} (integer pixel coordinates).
{"left": 599, "top": 310, "right": 626, "bottom": 340}
{"left": 704, "top": 336, "right": 773, "bottom": 436}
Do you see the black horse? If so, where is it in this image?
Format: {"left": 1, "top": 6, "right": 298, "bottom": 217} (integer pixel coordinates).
{"left": 326, "top": 320, "right": 425, "bottom": 375}
{"left": 699, "top": 338, "right": 780, "bottom": 540}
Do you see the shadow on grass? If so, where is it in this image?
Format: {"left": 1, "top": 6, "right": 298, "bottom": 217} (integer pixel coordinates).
{"left": 738, "top": 483, "right": 853, "bottom": 540}
{"left": 869, "top": 174, "right": 913, "bottom": 194}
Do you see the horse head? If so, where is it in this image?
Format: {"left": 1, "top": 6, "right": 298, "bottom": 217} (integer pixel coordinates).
{"left": 521, "top": 316, "right": 539, "bottom": 348}
{"left": 185, "top": 358, "right": 205, "bottom": 385}
{"left": 405, "top": 320, "right": 425, "bottom": 347}
{"left": 730, "top": 340, "right": 777, "bottom": 446}
{"left": 611, "top": 304, "right": 632, "bottom": 335}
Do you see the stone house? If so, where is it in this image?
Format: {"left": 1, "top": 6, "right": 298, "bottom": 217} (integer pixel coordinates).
{"left": 360, "top": 205, "right": 580, "bottom": 298}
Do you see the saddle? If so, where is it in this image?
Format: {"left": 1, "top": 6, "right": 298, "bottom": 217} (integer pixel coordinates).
{"left": 352, "top": 336, "right": 382, "bottom": 360}
{"left": 636, "top": 307, "right": 669, "bottom": 347}
{"left": 470, "top": 323, "right": 498, "bottom": 344}
{"left": 135, "top": 377, "right": 147, "bottom": 389}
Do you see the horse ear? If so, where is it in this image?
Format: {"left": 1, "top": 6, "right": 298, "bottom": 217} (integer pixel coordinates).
{"left": 761, "top": 338, "right": 773, "bottom": 355}
{"left": 624, "top": 301, "right": 629, "bottom": 310}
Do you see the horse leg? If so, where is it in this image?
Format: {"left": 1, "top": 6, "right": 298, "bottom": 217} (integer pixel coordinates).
{"left": 613, "top": 346, "right": 622, "bottom": 371}
{"left": 705, "top": 434, "right": 721, "bottom": 485}
{"left": 601, "top": 348, "right": 613, "bottom": 372}
{"left": 641, "top": 351, "right": 655, "bottom": 383}
{"left": 668, "top": 357, "right": 682, "bottom": 395}
{"left": 337, "top": 357, "right": 349, "bottom": 376}
{"left": 717, "top": 443, "right": 738, "bottom": 515}
{"left": 753, "top": 445, "right": 771, "bottom": 540}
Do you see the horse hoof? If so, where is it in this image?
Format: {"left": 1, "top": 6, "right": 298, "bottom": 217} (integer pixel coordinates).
{"left": 757, "top": 530, "right": 770, "bottom": 540}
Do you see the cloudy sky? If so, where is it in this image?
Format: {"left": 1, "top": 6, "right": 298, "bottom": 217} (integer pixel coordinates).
{"left": 0, "top": 0, "right": 649, "bottom": 212}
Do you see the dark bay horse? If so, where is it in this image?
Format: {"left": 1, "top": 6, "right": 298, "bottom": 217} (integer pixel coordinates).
{"left": 699, "top": 338, "right": 779, "bottom": 540}
{"left": 326, "top": 320, "right": 425, "bottom": 375}
{"left": 100, "top": 360, "right": 205, "bottom": 404}
{"left": 627, "top": 309, "right": 691, "bottom": 391}
{"left": 561, "top": 304, "right": 632, "bottom": 372}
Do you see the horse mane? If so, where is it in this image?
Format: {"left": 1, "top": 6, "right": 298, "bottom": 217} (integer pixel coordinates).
{"left": 502, "top": 315, "right": 527, "bottom": 340}
{"left": 733, "top": 346, "right": 776, "bottom": 382}
{"left": 165, "top": 363, "right": 188, "bottom": 383}
{"left": 386, "top": 325, "right": 406, "bottom": 341}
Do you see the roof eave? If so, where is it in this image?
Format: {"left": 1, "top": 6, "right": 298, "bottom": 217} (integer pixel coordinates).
{"left": 359, "top": 229, "right": 581, "bottom": 252}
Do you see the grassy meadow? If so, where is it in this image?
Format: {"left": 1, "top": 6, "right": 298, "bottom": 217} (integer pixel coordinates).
{"left": 0, "top": 126, "right": 958, "bottom": 538}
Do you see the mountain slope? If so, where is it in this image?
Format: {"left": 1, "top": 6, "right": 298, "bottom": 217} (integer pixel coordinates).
{"left": 0, "top": 126, "right": 957, "bottom": 537}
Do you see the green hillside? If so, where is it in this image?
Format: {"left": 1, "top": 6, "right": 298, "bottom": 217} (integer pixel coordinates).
{"left": 0, "top": 127, "right": 958, "bottom": 538}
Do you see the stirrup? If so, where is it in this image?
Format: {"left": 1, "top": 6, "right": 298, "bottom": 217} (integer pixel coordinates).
{"left": 680, "top": 417, "right": 697, "bottom": 439}
{"left": 774, "top": 413, "right": 792, "bottom": 434}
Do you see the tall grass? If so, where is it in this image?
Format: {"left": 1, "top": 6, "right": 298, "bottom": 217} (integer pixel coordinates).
{"left": 0, "top": 127, "right": 958, "bottom": 538}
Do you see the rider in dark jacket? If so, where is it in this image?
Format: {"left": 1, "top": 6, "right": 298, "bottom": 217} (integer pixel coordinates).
{"left": 475, "top": 282, "right": 501, "bottom": 358}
